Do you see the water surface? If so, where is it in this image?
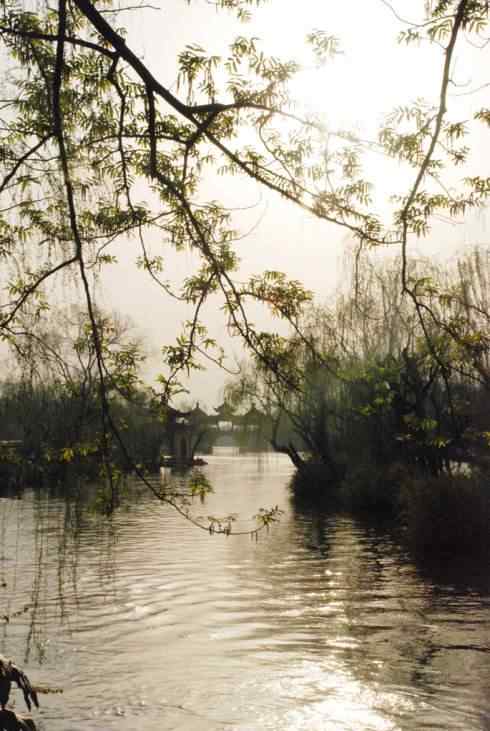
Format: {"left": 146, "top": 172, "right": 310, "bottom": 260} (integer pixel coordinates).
{"left": 0, "top": 451, "right": 489, "bottom": 730}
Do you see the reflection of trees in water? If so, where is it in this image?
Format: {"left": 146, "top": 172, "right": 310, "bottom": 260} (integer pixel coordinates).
{"left": 1, "top": 473, "right": 488, "bottom": 729}
{"left": 0, "top": 496, "right": 27, "bottom": 656}
{"left": 1, "top": 500, "right": 13, "bottom": 649}
{"left": 288, "top": 488, "right": 353, "bottom": 554}
{"left": 0, "top": 484, "right": 119, "bottom": 666}
{"left": 406, "top": 551, "right": 490, "bottom": 710}
{"left": 227, "top": 492, "right": 490, "bottom": 719}
{"left": 24, "top": 493, "right": 45, "bottom": 664}
{"left": 414, "top": 552, "right": 490, "bottom": 596}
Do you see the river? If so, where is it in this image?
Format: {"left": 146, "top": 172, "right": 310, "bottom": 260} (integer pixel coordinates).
{"left": 0, "top": 450, "right": 489, "bottom": 730}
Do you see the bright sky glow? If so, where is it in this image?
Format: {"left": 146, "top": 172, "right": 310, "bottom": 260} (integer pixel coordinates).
{"left": 248, "top": 1, "right": 439, "bottom": 130}
{"left": 101, "top": 0, "right": 490, "bottom": 406}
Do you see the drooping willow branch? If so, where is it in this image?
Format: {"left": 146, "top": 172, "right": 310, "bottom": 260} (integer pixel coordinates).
{"left": 400, "top": 0, "right": 469, "bottom": 291}
{"left": 397, "top": 0, "right": 476, "bottom": 429}
{"left": 53, "top": 0, "right": 115, "bottom": 484}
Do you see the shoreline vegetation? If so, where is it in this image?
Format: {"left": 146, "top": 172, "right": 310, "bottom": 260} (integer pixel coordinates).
{"left": 1, "top": 446, "right": 488, "bottom": 559}
{"left": 290, "top": 461, "right": 490, "bottom": 558}
{"left": 226, "top": 249, "right": 490, "bottom": 558}
{"left": 1, "top": 249, "right": 489, "bottom": 556}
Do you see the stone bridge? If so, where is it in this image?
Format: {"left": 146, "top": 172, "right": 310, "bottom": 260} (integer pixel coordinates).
{"left": 163, "top": 402, "right": 266, "bottom": 466}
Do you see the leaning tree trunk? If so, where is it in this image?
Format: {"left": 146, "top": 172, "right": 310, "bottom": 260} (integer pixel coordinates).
{"left": 270, "top": 435, "right": 305, "bottom": 470}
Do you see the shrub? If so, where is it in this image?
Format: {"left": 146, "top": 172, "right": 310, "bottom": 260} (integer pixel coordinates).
{"left": 341, "top": 462, "right": 407, "bottom": 515}
{"left": 399, "top": 470, "right": 490, "bottom": 556}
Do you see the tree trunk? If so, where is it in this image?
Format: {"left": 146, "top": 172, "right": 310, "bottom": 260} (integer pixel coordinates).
{"left": 270, "top": 435, "right": 305, "bottom": 469}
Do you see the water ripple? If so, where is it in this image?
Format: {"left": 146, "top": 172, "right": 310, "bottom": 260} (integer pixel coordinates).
{"left": 0, "top": 454, "right": 488, "bottom": 730}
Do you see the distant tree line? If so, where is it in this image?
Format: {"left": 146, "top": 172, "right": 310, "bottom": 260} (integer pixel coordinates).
{"left": 0, "top": 307, "right": 164, "bottom": 481}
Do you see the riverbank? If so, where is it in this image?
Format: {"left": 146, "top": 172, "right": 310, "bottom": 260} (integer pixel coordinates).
{"left": 290, "top": 462, "right": 490, "bottom": 557}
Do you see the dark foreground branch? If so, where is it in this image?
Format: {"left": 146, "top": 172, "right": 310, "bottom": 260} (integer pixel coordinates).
{"left": 0, "top": 711, "right": 36, "bottom": 731}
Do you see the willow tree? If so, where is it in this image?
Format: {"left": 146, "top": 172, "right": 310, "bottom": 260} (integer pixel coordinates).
{"left": 0, "top": 0, "right": 488, "bottom": 517}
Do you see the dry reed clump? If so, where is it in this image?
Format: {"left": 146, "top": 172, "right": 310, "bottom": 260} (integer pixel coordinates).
{"left": 340, "top": 462, "right": 408, "bottom": 515}
{"left": 399, "top": 470, "right": 490, "bottom": 555}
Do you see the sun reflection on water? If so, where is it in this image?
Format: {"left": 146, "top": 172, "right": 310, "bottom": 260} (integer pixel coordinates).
{"left": 237, "top": 660, "right": 417, "bottom": 731}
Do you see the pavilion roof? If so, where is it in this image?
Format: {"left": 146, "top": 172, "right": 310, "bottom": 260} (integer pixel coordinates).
{"left": 243, "top": 404, "right": 265, "bottom": 422}
{"left": 214, "top": 401, "right": 235, "bottom": 419}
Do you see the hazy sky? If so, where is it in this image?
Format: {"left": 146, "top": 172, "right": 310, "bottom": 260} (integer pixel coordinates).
{"left": 97, "top": 0, "right": 490, "bottom": 409}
